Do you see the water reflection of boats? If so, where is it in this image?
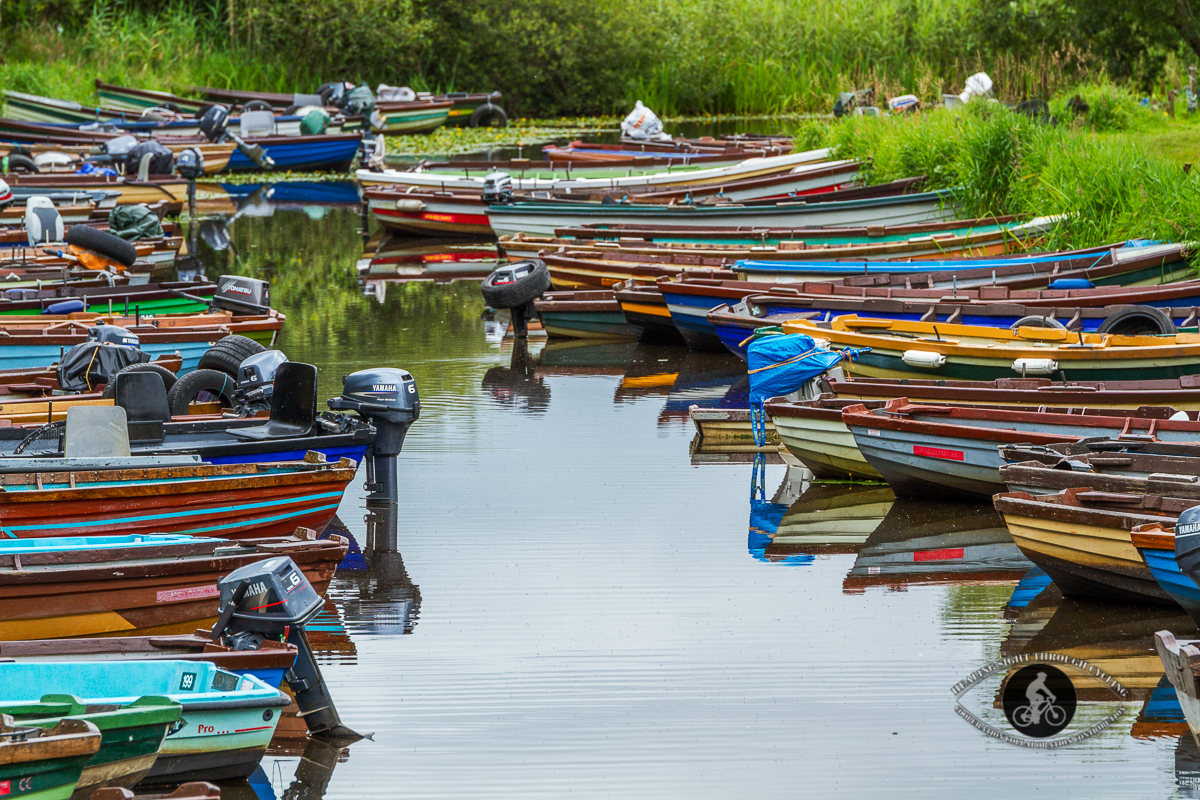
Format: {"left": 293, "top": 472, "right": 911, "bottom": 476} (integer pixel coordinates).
{"left": 843, "top": 499, "right": 1032, "bottom": 592}
{"left": 1176, "top": 734, "right": 1200, "bottom": 799}
{"left": 659, "top": 351, "right": 746, "bottom": 426}
{"left": 329, "top": 506, "right": 422, "bottom": 637}
{"left": 358, "top": 233, "right": 502, "bottom": 297}
{"left": 748, "top": 467, "right": 809, "bottom": 563}
{"left": 534, "top": 339, "right": 639, "bottom": 376}
{"left": 774, "top": 484, "right": 894, "bottom": 557}
{"left": 1131, "top": 676, "right": 1189, "bottom": 739}
{"left": 483, "top": 340, "right": 550, "bottom": 413}
{"left": 1001, "top": 585, "right": 1197, "bottom": 702}
{"left": 1002, "top": 567, "right": 1054, "bottom": 619}
{"left": 226, "top": 738, "right": 349, "bottom": 800}
{"left": 613, "top": 344, "right": 690, "bottom": 404}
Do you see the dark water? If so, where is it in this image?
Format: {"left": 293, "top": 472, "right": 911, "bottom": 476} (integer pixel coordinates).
{"left": 186, "top": 197, "right": 1194, "bottom": 798}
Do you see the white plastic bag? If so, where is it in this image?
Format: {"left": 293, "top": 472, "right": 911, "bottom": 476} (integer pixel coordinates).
{"left": 621, "top": 101, "right": 670, "bottom": 141}
{"left": 377, "top": 84, "right": 416, "bottom": 102}
{"left": 959, "top": 73, "right": 993, "bottom": 105}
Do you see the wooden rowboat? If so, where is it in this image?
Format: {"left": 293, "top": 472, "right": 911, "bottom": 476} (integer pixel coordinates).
{"left": 0, "top": 659, "right": 287, "bottom": 783}
{"left": 826, "top": 375, "right": 1200, "bottom": 411}
{"left": 0, "top": 455, "right": 355, "bottom": 540}
{"left": 840, "top": 399, "right": 1200, "bottom": 497}
{"left": 532, "top": 290, "right": 635, "bottom": 340}
{"left": 0, "top": 529, "right": 347, "bottom": 640}
{"left": 486, "top": 189, "right": 958, "bottom": 239}
{"left": 0, "top": 717, "right": 99, "bottom": 800}
{"left": 764, "top": 396, "right": 886, "bottom": 480}
{"left": 500, "top": 214, "right": 1048, "bottom": 263}
{"left": 0, "top": 697, "right": 180, "bottom": 796}
{"left": 783, "top": 315, "right": 1200, "bottom": 382}
{"left": 994, "top": 488, "right": 1195, "bottom": 604}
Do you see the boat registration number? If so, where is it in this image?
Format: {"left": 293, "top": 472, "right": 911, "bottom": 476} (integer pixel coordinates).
{"left": 157, "top": 585, "right": 219, "bottom": 603}
{"left": 913, "top": 445, "right": 964, "bottom": 461}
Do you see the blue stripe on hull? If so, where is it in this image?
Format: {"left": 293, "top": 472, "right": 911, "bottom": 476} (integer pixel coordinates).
{"left": 205, "top": 445, "right": 368, "bottom": 465}
{"left": 226, "top": 140, "right": 360, "bottom": 172}
{"left": 0, "top": 341, "right": 211, "bottom": 373}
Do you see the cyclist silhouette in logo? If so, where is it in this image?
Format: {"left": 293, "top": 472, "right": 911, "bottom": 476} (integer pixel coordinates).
{"left": 1015, "top": 670, "right": 1066, "bottom": 729}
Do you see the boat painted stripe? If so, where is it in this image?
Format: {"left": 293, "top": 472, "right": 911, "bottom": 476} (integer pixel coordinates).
{"left": 913, "top": 548, "right": 965, "bottom": 561}
{"left": 375, "top": 208, "right": 490, "bottom": 226}
{"left": 912, "top": 445, "right": 965, "bottom": 461}
{"left": 0, "top": 492, "right": 345, "bottom": 536}
{"left": 619, "top": 301, "right": 672, "bottom": 319}
{"left": 233, "top": 726, "right": 274, "bottom": 733}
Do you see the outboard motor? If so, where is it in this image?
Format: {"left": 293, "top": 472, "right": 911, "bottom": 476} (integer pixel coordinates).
{"left": 234, "top": 349, "right": 288, "bottom": 415}
{"left": 213, "top": 275, "right": 271, "bottom": 315}
{"left": 56, "top": 325, "right": 147, "bottom": 392}
{"left": 24, "top": 196, "right": 63, "bottom": 244}
{"left": 198, "top": 104, "right": 275, "bottom": 170}
{"left": 0, "top": 179, "right": 11, "bottom": 211}
{"left": 88, "top": 324, "right": 140, "bottom": 346}
{"left": 210, "top": 555, "right": 360, "bottom": 740}
{"left": 327, "top": 368, "right": 420, "bottom": 504}
{"left": 482, "top": 171, "right": 513, "bottom": 204}
{"left": 1174, "top": 505, "right": 1200, "bottom": 627}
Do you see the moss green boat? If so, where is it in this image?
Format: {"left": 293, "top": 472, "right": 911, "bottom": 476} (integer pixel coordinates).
{"left": 0, "top": 716, "right": 100, "bottom": 800}
{"left": 0, "top": 697, "right": 180, "bottom": 797}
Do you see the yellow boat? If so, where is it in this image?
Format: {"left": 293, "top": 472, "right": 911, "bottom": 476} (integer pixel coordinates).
{"left": 783, "top": 315, "right": 1200, "bottom": 381}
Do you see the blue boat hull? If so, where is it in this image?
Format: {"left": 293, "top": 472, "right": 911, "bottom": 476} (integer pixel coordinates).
{"left": 1143, "top": 547, "right": 1200, "bottom": 622}
{"left": 225, "top": 137, "right": 360, "bottom": 172}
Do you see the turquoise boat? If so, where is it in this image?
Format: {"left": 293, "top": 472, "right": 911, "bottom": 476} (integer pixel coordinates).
{"left": 0, "top": 660, "right": 288, "bottom": 783}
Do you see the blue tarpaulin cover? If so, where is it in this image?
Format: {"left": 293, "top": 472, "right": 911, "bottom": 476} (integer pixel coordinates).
{"left": 746, "top": 333, "right": 868, "bottom": 445}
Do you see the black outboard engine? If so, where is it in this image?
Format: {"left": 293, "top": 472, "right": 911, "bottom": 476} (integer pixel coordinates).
{"left": 210, "top": 555, "right": 360, "bottom": 740}
{"left": 481, "top": 171, "right": 513, "bottom": 204}
{"left": 56, "top": 327, "right": 148, "bottom": 393}
{"left": 88, "top": 324, "right": 140, "bottom": 346}
{"left": 198, "top": 104, "right": 275, "bottom": 170}
{"left": 1173, "top": 505, "right": 1200, "bottom": 626}
{"left": 213, "top": 275, "right": 271, "bottom": 315}
{"left": 234, "top": 349, "right": 288, "bottom": 415}
{"left": 123, "top": 140, "right": 174, "bottom": 178}
{"left": 327, "top": 368, "right": 420, "bottom": 504}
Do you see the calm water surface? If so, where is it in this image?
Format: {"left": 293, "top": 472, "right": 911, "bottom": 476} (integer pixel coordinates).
{"left": 190, "top": 197, "right": 1195, "bottom": 798}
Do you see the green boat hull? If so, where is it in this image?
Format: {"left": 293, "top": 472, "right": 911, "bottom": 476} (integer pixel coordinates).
{"left": 0, "top": 298, "right": 210, "bottom": 317}
{"left": 540, "top": 310, "right": 635, "bottom": 339}
{"left": 0, "top": 697, "right": 179, "bottom": 794}
{"left": 0, "top": 756, "right": 91, "bottom": 800}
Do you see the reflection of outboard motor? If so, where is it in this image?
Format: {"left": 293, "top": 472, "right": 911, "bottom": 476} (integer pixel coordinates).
{"left": 210, "top": 555, "right": 361, "bottom": 740}
{"left": 213, "top": 275, "right": 271, "bottom": 315}
{"left": 56, "top": 325, "right": 147, "bottom": 392}
{"left": 327, "top": 369, "right": 420, "bottom": 504}
{"left": 198, "top": 104, "right": 275, "bottom": 170}
{"left": 234, "top": 349, "right": 288, "bottom": 415}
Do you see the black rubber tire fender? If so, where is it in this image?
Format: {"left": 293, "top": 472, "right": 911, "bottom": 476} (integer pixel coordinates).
{"left": 196, "top": 334, "right": 268, "bottom": 376}
{"left": 100, "top": 362, "right": 179, "bottom": 399}
{"left": 64, "top": 225, "right": 138, "bottom": 267}
{"left": 1096, "top": 305, "right": 1177, "bottom": 336}
{"left": 469, "top": 103, "right": 508, "bottom": 128}
{"left": 167, "top": 368, "right": 237, "bottom": 414}
{"left": 480, "top": 259, "right": 551, "bottom": 309}
{"left": 1010, "top": 315, "right": 1066, "bottom": 332}
{"left": 3, "top": 154, "right": 38, "bottom": 174}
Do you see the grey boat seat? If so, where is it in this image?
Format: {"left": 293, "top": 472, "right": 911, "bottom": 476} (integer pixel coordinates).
{"left": 229, "top": 362, "right": 317, "bottom": 441}
{"left": 64, "top": 405, "right": 131, "bottom": 458}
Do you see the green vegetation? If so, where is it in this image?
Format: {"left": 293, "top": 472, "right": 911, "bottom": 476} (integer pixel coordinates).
{"left": 4, "top": 0, "right": 1200, "bottom": 117}
{"left": 797, "top": 90, "right": 1200, "bottom": 252}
